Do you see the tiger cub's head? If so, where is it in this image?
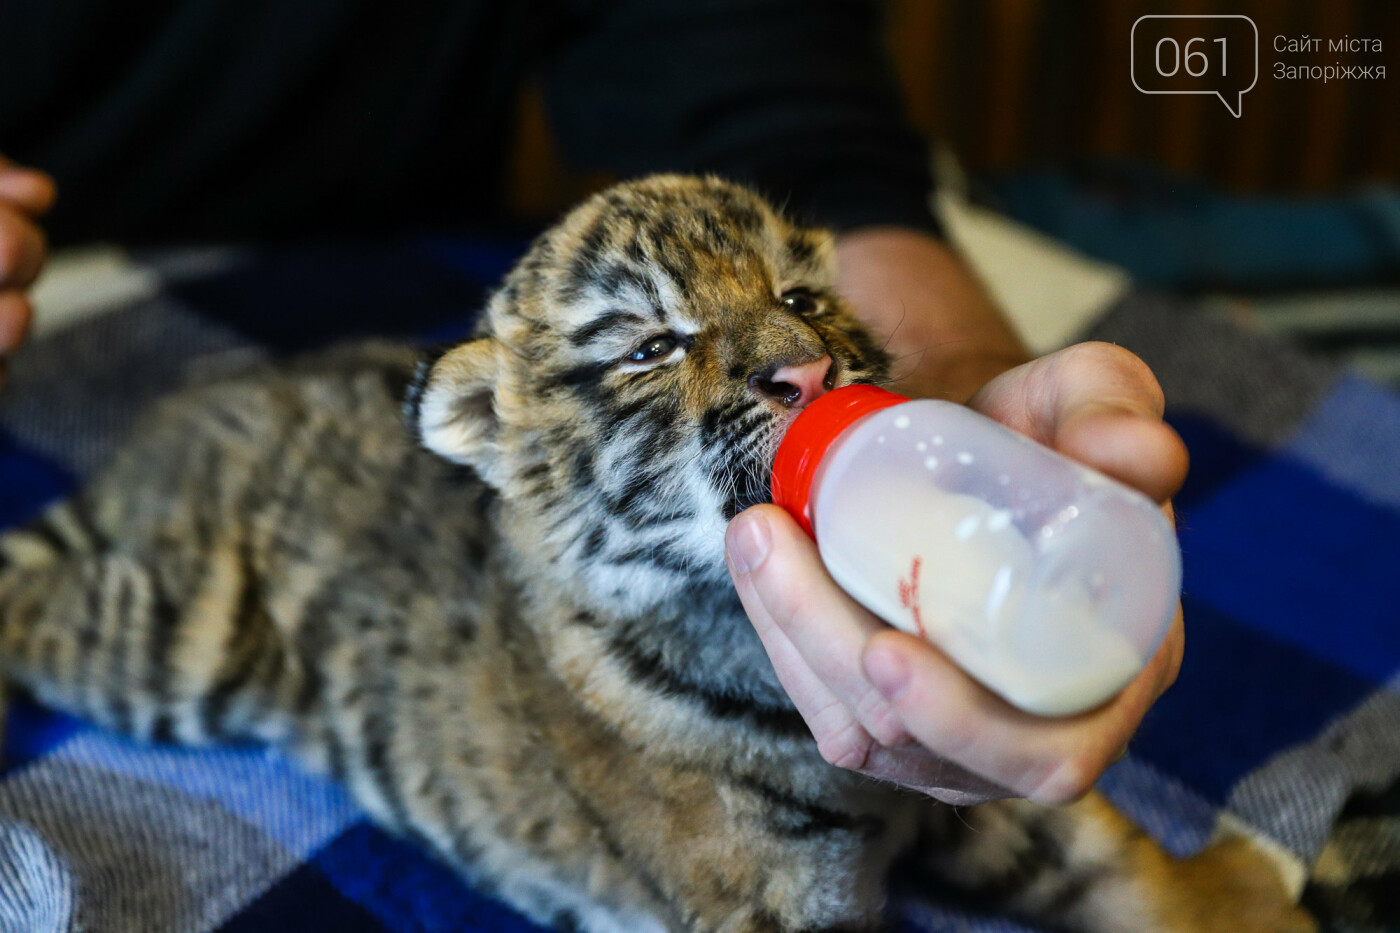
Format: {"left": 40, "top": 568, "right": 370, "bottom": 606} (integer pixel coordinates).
{"left": 410, "top": 175, "right": 889, "bottom": 615}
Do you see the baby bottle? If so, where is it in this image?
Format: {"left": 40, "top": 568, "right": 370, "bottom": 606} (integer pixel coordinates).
{"left": 770, "top": 386, "right": 1180, "bottom": 716}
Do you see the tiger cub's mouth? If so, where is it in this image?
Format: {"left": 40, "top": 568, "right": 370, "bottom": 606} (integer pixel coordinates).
{"left": 706, "top": 379, "right": 864, "bottom": 522}
{"left": 705, "top": 364, "right": 882, "bottom": 522}
{"left": 702, "top": 400, "right": 787, "bottom": 523}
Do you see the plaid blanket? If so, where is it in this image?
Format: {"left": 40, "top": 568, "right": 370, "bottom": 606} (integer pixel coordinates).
{"left": 1, "top": 238, "right": 1397, "bottom": 933}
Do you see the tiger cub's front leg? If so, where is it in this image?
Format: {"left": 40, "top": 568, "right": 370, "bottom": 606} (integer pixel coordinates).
{"left": 581, "top": 768, "right": 910, "bottom": 933}
{"left": 917, "top": 791, "right": 1316, "bottom": 932}
{"left": 532, "top": 710, "right": 915, "bottom": 933}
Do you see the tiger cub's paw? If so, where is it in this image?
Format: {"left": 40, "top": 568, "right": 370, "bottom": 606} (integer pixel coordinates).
{"left": 1156, "top": 835, "right": 1317, "bottom": 933}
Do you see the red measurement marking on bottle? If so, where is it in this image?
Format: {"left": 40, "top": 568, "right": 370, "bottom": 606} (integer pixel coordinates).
{"left": 897, "top": 555, "right": 927, "bottom": 639}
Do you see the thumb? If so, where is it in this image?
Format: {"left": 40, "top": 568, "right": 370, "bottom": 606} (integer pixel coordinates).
{"left": 726, "top": 506, "right": 894, "bottom": 730}
{"left": 726, "top": 505, "right": 882, "bottom": 657}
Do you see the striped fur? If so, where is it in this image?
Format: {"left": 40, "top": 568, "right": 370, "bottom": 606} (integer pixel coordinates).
{"left": 0, "top": 176, "right": 1313, "bottom": 932}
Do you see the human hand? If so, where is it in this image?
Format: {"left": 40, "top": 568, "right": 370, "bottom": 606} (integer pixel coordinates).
{"left": 726, "top": 341, "right": 1187, "bottom": 806}
{"left": 0, "top": 154, "right": 57, "bottom": 388}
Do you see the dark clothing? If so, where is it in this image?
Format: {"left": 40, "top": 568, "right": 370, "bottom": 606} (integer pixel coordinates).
{"left": 0, "top": 0, "right": 937, "bottom": 245}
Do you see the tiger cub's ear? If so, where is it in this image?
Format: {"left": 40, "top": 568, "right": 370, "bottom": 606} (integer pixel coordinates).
{"left": 408, "top": 338, "right": 504, "bottom": 479}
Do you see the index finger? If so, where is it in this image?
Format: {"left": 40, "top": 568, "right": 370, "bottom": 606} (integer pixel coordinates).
{"left": 968, "top": 342, "right": 1189, "bottom": 503}
{"left": 862, "top": 608, "right": 1181, "bottom": 806}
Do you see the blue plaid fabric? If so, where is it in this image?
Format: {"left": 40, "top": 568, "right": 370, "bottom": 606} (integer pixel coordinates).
{"left": 0, "top": 240, "right": 1396, "bottom": 932}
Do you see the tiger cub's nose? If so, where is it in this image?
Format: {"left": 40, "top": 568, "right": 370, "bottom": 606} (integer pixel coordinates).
{"left": 750, "top": 354, "right": 835, "bottom": 409}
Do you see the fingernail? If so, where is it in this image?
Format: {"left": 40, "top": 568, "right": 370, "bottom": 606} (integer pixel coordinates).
{"left": 865, "top": 647, "right": 910, "bottom": 700}
{"left": 725, "top": 513, "right": 771, "bottom": 576}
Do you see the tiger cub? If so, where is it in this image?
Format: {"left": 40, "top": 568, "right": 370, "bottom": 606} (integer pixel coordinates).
{"left": 0, "top": 175, "right": 1313, "bottom": 932}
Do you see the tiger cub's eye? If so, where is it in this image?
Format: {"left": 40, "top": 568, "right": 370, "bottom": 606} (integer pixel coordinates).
{"left": 781, "top": 289, "right": 818, "bottom": 314}
{"left": 628, "top": 334, "right": 680, "bottom": 362}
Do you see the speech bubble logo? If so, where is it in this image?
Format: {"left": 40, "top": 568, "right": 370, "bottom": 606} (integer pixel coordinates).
{"left": 1131, "top": 15, "right": 1258, "bottom": 118}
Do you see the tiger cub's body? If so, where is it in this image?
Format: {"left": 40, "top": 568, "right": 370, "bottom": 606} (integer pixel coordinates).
{"left": 0, "top": 176, "right": 1312, "bottom": 932}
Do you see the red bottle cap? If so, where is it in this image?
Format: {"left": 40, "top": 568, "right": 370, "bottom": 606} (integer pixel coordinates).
{"left": 770, "top": 385, "right": 908, "bottom": 538}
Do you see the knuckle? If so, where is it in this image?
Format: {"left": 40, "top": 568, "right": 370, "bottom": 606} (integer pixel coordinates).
{"left": 1082, "top": 341, "right": 1166, "bottom": 412}
{"left": 859, "top": 698, "right": 910, "bottom": 749}
{"left": 1154, "top": 619, "right": 1185, "bottom": 694}
{"left": 1028, "top": 752, "right": 1100, "bottom": 805}
{"left": 31, "top": 174, "right": 57, "bottom": 213}
{"left": 0, "top": 216, "right": 40, "bottom": 285}
{"left": 0, "top": 225, "right": 20, "bottom": 280}
{"left": 1069, "top": 339, "right": 1139, "bottom": 368}
{"left": 772, "top": 586, "right": 825, "bottom": 634}
{"left": 782, "top": 591, "right": 822, "bottom": 628}
{"left": 926, "top": 706, "right": 980, "bottom": 760}
{"left": 1163, "top": 643, "right": 1184, "bottom": 686}
{"left": 816, "top": 719, "right": 875, "bottom": 772}
{"left": 1165, "top": 650, "right": 1183, "bottom": 688}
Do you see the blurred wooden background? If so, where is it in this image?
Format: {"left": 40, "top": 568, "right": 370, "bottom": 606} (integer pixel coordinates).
{"left": 507, "top": 0, "right": 1400, "bottom": 219}
{"left": 888, "top": 0, "right": 1399, "bottom": 191}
